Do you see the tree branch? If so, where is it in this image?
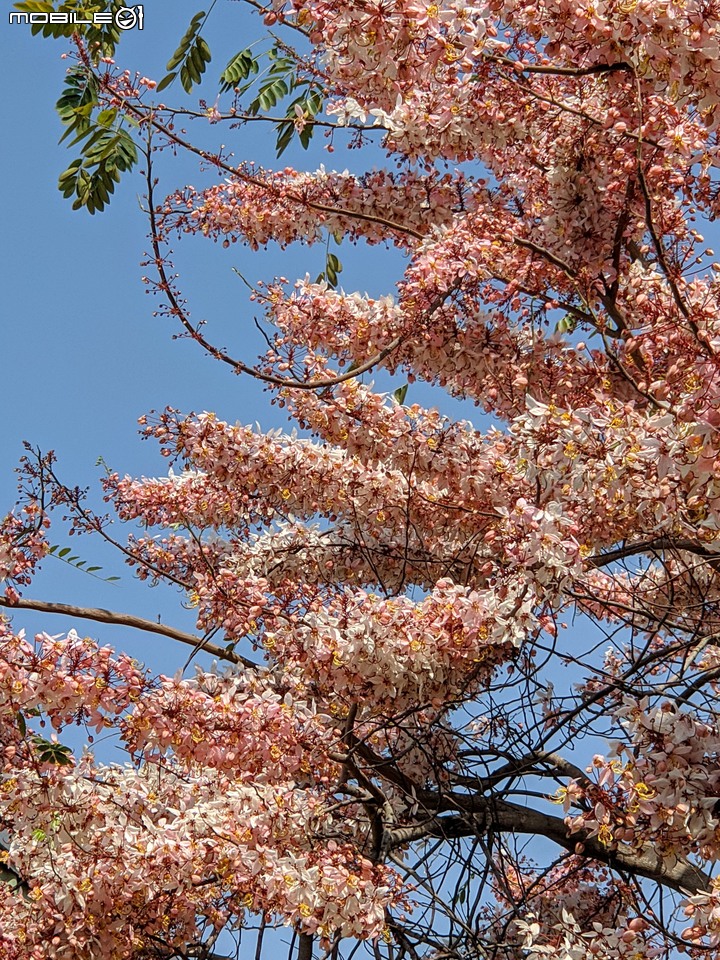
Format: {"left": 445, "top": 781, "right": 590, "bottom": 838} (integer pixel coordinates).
{"left": 144, "top": 146, "right": 463, "bottom": 392}
{"left": 297, "top": 932, "right": 313, "bottom": 960}
{"left": 486, "top": 54, "right": 632, "bottom": 78}
{"left": 588, "top": 536, "right": 720, "bottom": 570}
{"left": 0, "top": 596, "right": 256, "bottom": 669}
{"left": 389, "top": 797, "right": 712, "bottom": 896}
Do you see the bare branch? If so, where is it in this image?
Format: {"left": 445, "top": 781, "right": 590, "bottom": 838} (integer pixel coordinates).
{"left": 0, "top": 596, "right": 256, "bottom": 669}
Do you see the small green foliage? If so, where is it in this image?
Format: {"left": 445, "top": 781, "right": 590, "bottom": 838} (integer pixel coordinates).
{"left": 41, "top": 14, "right": 327, "bottom": 211}
{"left": 275, "top": 88, "right": 324, "bottom": 157}
{"left": 56, "top": 65, "right": 99, "bottom": 141}
{"left": 166, "top": 11, "right": 205, "bottom": 69}
{"left": 245, "top": 47, "right": 326, "bottom": 156}
{"left": 13, "top": 1, "right": 60, "bottom": 35}
{"left": 180, "top": 37, "right": 212, "bottom": 94}
{"left": 252, "top": 76, "right": 290, "bottom": 113}
{"left": 55, "top": 65, "right": 137, "bottom": 212}
{"left": 31, "top": 812, "right": 64, "bottom": 842}
{"left": 275, "top": 120, "right": 296, "bottom": 158}
{"left": 157, "top": 11, "right": 211, "bottom": 94}
{"left": 58, "top": 127, "right": 137, "bottom": 213}
{"left": 48, "top": 544, "right": 120, "bottom": 581}
{"left": 316, "top": 252, "right": 343, "bottom": 289}
{"left": 392, "top": 384, "right": 409, "bottom": 405}
{"left": 326, "top": 253, "right": 341, "bottom": 288}
{"left": 219, "top": 49, "right": 259, "bottom": 93}
{"left": 32, "top": 735, "right": 74, "bottom": 766}
{"left": 95, "top": 108, "right": 117, "bottom": 128}
{"left": 556, "top": 313, "right": 577, "bottom": 335}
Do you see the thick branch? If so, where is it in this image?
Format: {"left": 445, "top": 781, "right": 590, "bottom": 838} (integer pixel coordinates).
{"left": 368, "top": 745, "right": 712, "bottom": 896}
{"left": 297, "top": 933, "right": 313, "bottom": 960}
{"left": 487, "top": 54, "right": 632, "bottom": 78}
{"left": 588, "top": 536, "right": 720, "bottom": 570}
{"left": 0, "top": 596, "right": 256, "bottom": 669}
{"left": 389, "top": 797, "right": 712, "bottom": 896}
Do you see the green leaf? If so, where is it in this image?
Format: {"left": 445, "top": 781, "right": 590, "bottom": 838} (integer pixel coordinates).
{"left": 156, "top": 71, "right": 177, "bottom": 93}
{"left": 56, "top": 66, "right": 99, "bottom": 140}
{"left": 197, "top": 37, "right": 212, "bottom": 63}
{"left": 83, "top": 1, "right": 124, "bottom": 63}
{"left": 16, "top": 1, "right": 124, "bottom": 60}
{"left": 47, "top": 543, "right": 121, "bottom": 581}
{"left": 556, "top": 314, "right": 577, "bottom": 334}
{"left": 16, "top": 712, "right": 26, "bottom": 738}
{"left": 270, "top": 83, "right": 324, "bottom": 155}
{"left": 305, "top": 90, "right": 324, "bottom": 116}
{"left": 325, "top": 252, "right": 342, "bottom": 288}
{"left": 167, "top": 47, "right": 187, "bottom": 71}
{"left": 166, "top": 11, "right": 206, "bottom": 70}
{"left": 32, "top": 735, "right": 74, "bottom": 766}
{"left": 267, "top": 49, "right": 295, "bottom": 75}
{"left": 15, "top": 1, "right": 71, "bottom": 38}
{"left": 96, "top": 108, "right": 117, "bottom": 128}
{"left": 177, "top": 36, "right": 211, "bottom": 93}
{"left": 275, "top": 120, "right": 295, "bottom": 158}
{"left": 189, "top": 44, "right": 205, "bottom": 72}
{"left": 180, "top": 63, "right": 197, "bottom": 93}
{"left": 162, "top": 13, "right": 210, "bottom": 93}
{"left": 299, "top": 122, "right": 314, "bottom": 150}
{"left": 393, "top": 384, "right": 409, "bottom": 405}
{"left": 219, "top": 49, "right": 258, "bottom": 93}
{"left": 267, "top": 78, "right": 289, "bottom": 106}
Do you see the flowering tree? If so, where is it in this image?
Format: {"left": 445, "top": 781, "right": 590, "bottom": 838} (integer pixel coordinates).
{"left": 4, "top": 0, "right": 720, "bottom": 957}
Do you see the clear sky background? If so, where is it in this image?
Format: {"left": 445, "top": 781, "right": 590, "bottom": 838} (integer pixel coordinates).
{"left": 0, "top": 0, "right": 423, "bottom": 678}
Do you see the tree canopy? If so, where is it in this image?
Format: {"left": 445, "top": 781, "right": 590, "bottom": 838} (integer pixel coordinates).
{"left": 4, "top": 1, "right": 720, "bottom": 958}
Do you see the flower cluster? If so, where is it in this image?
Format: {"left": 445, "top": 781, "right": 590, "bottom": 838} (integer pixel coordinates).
{"left": 560, "top": 699, "right": 720, "bottom": 868}
{"left": 0, "top": 626, "right": 403, "bottom": 957}
{"left": 0, "top": 505, "right": 49, "bottom": 602}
